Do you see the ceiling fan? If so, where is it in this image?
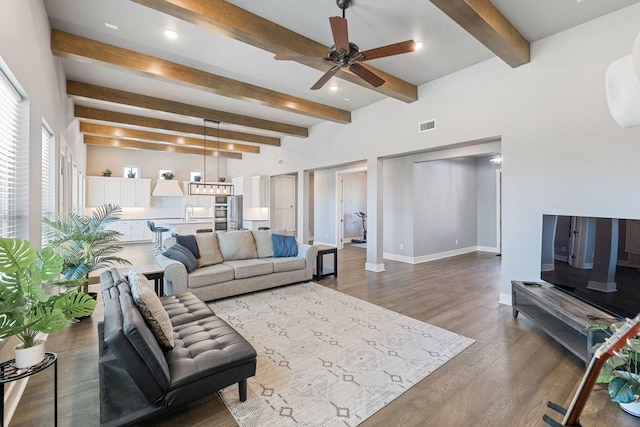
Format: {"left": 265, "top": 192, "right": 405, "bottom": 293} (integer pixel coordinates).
{"left": 274, "top": 0, "right": 417, "bottom": 90}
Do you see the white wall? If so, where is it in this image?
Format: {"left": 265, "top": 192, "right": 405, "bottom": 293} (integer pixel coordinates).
{"left": 476, "top": 159, "right": 498, "bottom": 249}
{"left": 229, "top": 4, "right": 640, "bottom": 302}
{"left": 0, "top": 0, "right": 82, "bottom": 242}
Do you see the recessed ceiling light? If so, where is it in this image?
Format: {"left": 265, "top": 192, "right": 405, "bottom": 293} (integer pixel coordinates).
{"left": 329, "top": 85, "right": 338, "bottom": 91}
{"left": 163, "top": 29, "right": 179, "bottom": 39}
{"left": 104, "top": 22, "right": 118, "bottom": 30}
{"left": 414, "top": 41, "right": 424, "bottom": 50}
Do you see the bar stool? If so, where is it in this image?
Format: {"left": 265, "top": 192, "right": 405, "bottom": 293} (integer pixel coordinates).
{"left": 147, "top": 221, "right": 169, "bottom": 254}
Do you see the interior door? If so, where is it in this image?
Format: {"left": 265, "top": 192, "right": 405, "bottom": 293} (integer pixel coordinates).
{"left": 273, "top": 175, "right": 296, "bottom": 233}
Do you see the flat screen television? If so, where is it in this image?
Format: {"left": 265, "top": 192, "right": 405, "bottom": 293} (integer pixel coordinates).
{"left": 540, "top": 214, "right": 640, "bottom": 319}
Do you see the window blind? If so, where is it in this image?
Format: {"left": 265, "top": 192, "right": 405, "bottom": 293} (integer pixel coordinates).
{"left": 41, "top": 121, "right": 54, "bottom": 246}
{"left": 0, "top": 68, "right": 20, "bottom": 238}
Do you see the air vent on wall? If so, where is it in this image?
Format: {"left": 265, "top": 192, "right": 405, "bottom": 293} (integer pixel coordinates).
{"left": 418, "top": 119, "right": 436, "bottom": 133}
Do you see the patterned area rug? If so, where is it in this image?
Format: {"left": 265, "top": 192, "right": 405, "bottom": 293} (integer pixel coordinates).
{"left": 211, "top": 283, "right": 474, "bottom": 426}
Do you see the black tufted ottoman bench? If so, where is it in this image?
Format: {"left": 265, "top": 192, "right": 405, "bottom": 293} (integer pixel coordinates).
{"left": 99, "top": 268, "right": 257, "bottom": 427}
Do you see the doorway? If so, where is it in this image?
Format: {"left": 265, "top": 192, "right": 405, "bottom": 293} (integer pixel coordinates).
{"left": 272, "top": 175, "right": 296, "bottom": 233}
{"left": 335, "top": 167, "right": 367, "bottom": 249}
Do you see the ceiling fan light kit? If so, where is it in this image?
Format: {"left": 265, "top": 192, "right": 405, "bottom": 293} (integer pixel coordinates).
{"left": 275, "top": 0, "right": 416, "bottom": 90}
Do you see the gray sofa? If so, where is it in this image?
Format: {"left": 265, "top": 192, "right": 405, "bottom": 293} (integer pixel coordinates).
{"left": 99, "top": 268, "right": 257, "bottom": 426}
{"left": 155, "top": 229, "right": 318, "bottom": 301}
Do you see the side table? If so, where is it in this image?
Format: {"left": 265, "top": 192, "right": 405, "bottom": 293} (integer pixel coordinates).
{"left": 314, "top": 245, "right": 338, "bottom": 280}
{"left": 0, "top": 352, "right": 57, "bottom": 427}
{"left": 121, "top": 264, "right": 165, "bottom": 296}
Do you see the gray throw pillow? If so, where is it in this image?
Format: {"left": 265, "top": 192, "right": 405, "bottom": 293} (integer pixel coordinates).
{"left": 217, "top": 230, "right": 258, "bottom": 260}
{"left": 162, "top": 243, "right": 199, "bottom": 273}
{"left": 194, "top": 232, "right": 224, "bottom": 267}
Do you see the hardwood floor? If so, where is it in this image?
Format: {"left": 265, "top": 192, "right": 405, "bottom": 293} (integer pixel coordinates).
{"left": 9, "top": 244, "right": 637, "bottom": 426}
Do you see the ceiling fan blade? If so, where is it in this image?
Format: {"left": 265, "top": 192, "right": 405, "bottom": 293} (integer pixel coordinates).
{"left": 311, "top": 66, "right": 341, "bottom": 90}
{"left": 274, "top": 54, "right": 325, "bottom": 62}
{"left": 349, "top": 63, "right": 385, "bottom": 87}
{"left": 360, "top": 40, "right": 417, "bottom": 61}
{"left": 329, "top": 16, "right": 350, "bottom": 53}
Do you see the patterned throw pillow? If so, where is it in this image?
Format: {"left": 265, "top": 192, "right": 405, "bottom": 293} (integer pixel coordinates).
{"left": 162, "top": 243, "right": 199, "bottom": 272}
{"left": 127, "top": 269, "right": 153, "bottom": 290}
{"left": 271, "top": 234, "right": 298, "bottom": 258}
{"left": 130, "top": 273, "right": 174, "bottom": 350}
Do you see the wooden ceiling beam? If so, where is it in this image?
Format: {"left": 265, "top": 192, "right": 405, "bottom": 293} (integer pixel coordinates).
{"left": 84, "top": 135, "right": 243, "bottom": 159}
{"left": 79, "top": 123, "right": 260, "bottom": 154}
{"left": 75, "top": 106, "right": 281, "bottom": 147}
{"left": 131, "top": 0, "right": 418, "bottom": 103}
{"left": 67, "top": 81, "right": 308, "bottom": 137}
{"left": 428, "top": 0, "right": 530, "bottom": 67}
{"left": 52, "top": 30, "right": 350, "bottom": 124}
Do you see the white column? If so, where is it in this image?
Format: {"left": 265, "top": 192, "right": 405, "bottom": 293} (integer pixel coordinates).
{"left": 297, "top": 169, "right": 310, "bottom": 244}
{"left": 365, "top": 157, "right": 385, "bottom": 272}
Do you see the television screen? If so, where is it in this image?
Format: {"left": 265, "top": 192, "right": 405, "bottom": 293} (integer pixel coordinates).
{"left": 540, "top": 215, "right": 640, "bottom": 319}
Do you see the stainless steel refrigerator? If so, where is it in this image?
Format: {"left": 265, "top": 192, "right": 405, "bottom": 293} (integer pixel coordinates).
{"left": 228, "top": 195, "right": 243, "bottom": 230}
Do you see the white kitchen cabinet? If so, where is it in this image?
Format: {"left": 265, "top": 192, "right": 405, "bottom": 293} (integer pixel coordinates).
{"left": 250, "top": 175, "right": 269, "bottom": 208}
{"left": 86, "top": 176, "right": 122, "bottom": 206}
{"left": 129, "top": 220, "right": 146, "bottom": 241}
{"left": 86, "top": 176, "right": 150, "bottom": 207}
{"left": 121, "top": 180, "right": 151, "bottom": 207}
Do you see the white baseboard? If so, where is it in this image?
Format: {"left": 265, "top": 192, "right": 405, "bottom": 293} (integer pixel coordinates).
{"left": 312, "top": 240, "right": 334, "bottom": 247}
{"left": 365, "top": 263, "right": 385, "bottom": 272}
{"left": 413, "top": 246, "right": 478, "bottom": 264}
{"left": 382, "top": 252, "right": 414, "bottom": 263}
{"left": 499, "top": 292, "right": 512, "bottom": 306}
{"left": 477, "top": 246, "right": 500, "bottom": 253}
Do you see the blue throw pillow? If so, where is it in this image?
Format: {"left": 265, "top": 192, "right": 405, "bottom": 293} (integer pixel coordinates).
{"left": 162, "top": 243, "right": 199, "bottom": 273}
{"left": 175, "top": 234, "right": 200, "bottom": 259}
{"left": 271, "top": 234, "right": 298, "bottom": 258}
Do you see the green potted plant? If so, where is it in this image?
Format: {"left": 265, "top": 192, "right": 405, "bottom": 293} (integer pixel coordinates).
{"left": 584, "top": 321, "right": 640, "bottom": 416}
{"left": 101, "top": 168, "right": 112, "bottom": 177}
{"left": 0, "top": 238, "right": 96, "bottom": 367}
{"left": 127, "top": 169, "right": 136, "bottom": 178}
{"left": 42, "top": 204, "right": 131, "bottom": 295}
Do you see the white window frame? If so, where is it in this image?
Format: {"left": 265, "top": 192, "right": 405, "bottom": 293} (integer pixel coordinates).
{"left": 0, "top": 64, "right": 23, "bottom": 238}
{"left": 41, "top": 120, "right": 55, "bottom": 246}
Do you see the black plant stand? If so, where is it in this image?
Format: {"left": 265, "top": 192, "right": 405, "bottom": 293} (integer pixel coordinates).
{"left": 0, "top": 352, "right": 57, "bottom": 427}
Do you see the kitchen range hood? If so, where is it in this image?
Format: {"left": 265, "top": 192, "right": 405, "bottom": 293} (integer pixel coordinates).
{"left": 152, "top": 180, "right": 184, "bottom": 197}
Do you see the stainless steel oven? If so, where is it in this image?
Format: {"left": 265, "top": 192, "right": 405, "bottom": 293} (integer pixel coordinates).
{"left": 214, "top": 206, "right": 227, "bottom": 219}
{"left": 214, "top": 195, "right": 228, "bottom": 205}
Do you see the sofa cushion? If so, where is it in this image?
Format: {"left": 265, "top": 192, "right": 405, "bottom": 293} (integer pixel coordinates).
{"left": 161, "top": 292, "right": 215, "bottom": 326}
{"left": 272, "top": 234, "right": 298, "bottom": 257}
{"left": 269, "top": 256, "right": 306, "bottom": 273}
{"left": 187, "top": 263, "right": 235, "bottom": 289}
{"left": 163, "top": 243, "right": 199, "bottom": 273}
{"left": 224, "top": 259, "right": 273, "bottom": 279}
{"left": 130, "top": 274, "right": 175, "bottom": 350}
{"left": 165, "top": 316, "right": 257, "bottom": 390}
{"left": 217, "top": 230, "right": 258, "bottom": 261}
{"left": 176, "top": 234, "right": 200, "bottom": 259}
{"left": 251, "top": 230, "right": 273, "bottom": 258}
{"left": 194, "top": 232, "right": 224, "bottom": 267}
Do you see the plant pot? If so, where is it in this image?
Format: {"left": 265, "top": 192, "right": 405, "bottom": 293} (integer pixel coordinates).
{"left": 102, "top": 173, "right": 111, "bottom": 177}
{"left": 14, "top": 340, "right": 45, "bottom": 368}
{"left": 128, "top": 174, "right": 136, "bottom": 178}
{"left": 620, "top": 400, "right": 640, "bottom": 417}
